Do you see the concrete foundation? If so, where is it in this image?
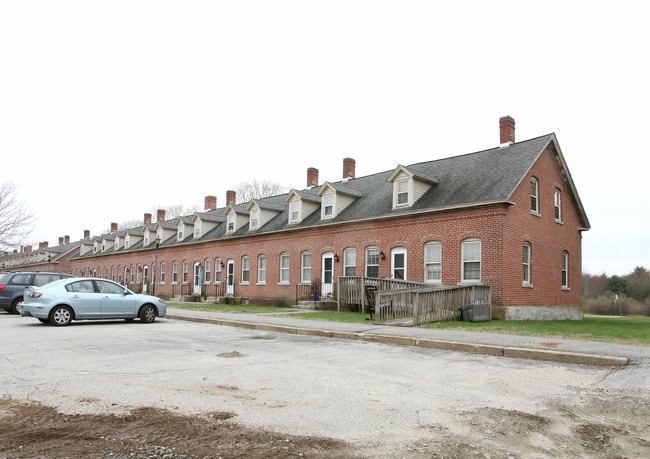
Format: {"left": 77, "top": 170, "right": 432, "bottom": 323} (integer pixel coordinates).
{"left": 492, "top": 306, "right": 583, "bottom": 321}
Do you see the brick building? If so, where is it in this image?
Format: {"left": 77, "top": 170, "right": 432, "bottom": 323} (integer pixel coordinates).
{"left": 11, "top": 117, "right": 590, "bottom": 320}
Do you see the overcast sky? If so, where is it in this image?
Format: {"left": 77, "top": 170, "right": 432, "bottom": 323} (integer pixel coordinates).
{"left": 2, "top": 1, "right": 648, "bottom": 276}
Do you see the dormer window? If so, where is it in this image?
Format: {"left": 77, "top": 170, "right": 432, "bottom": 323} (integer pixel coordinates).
{"left": 250, "top": 208, "right": 259, "bottom": 229}
{"left": 396, "top": 179, "right": 409, "bottom": 206}
{"left": 227, "top": 213, "right": 235, "bottom": 232}
{"left": 177, "top": 223, "right": 184, "bottom": 240}
{"left": 125, "top": 235, "right": 130, "bottom": 249}
{"left": 194, "top": 220, "right": 202, "bottom": 238}
{"left": 323, "top": 194, "right": 334, "bottom": 218}
{"left": 290, "top": 200, "right": 300, "bottom": 223}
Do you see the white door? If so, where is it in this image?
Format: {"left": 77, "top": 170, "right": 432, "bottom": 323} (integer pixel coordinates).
{"left": 322, "top": 253, "right": 334, "bottom": 297}
{"left": 193, "top": 263, "right": 202, "bottom": 295}
{"left": 142, "top": 265, "right": 149, "bottom": 293}
{"left": 226, "top": 260, "right": 235, "bottom": 295}
{"left": 392, "top": 248, "right": 407, "bottom": 280}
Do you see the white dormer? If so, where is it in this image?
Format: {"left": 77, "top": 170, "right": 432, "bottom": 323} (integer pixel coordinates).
{"left": 174, "top": 217, "right": 194, "bottom": 241}
{"left": 246, "top": 200, "right": 284, "bottom": 230}
{"left": 190, "top": 213, "right": 222, "bottom": 239}
{"left": 101, "top": 235, "right": 115, "bottom": 253}
{"left": 285, "top": 190, "right": 320, "bottom": 224}
{"left": 387, "top": 165, "right": 438, "bottom": 209}
{"left": 316, "top": 182, "right": 362, "bottom": 220}
{"left": 224, "top": 206, "right": 250, "bottom": 233}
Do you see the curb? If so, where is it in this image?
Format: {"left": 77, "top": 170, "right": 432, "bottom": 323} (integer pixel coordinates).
{"left": 166, "top": 313, "right": 629, "bottom": 367}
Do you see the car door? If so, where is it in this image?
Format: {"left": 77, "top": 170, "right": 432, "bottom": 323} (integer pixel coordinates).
{"left": 66, "top": 280, "right": 101, "bottom": 318}
{"left": 96, "top": 280, "right": 137, "bottom": 317}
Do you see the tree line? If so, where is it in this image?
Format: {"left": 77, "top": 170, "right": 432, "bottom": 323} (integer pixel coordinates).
{"left": 582, "top": 266, "right": 650, "bottom": 316}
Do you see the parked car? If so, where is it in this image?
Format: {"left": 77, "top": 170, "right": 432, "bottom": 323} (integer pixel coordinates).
{"left": 19, "top": 278, "right": 167, "bottom": 326}
{"left": 0, "top": 271, "right": 74, "bottom": 314}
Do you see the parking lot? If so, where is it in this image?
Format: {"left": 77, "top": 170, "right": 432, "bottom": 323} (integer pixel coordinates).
{"left": 1, "top": 312, "right": 649, "bottom": 458}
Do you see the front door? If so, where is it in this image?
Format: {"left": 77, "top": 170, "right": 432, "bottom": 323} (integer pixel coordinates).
{"left": 226, "top": 260, "right": 235, "bottom": 296}
{"left": 193, "top": 263, "right": 202, "bottom": 295}
{"left": 392, "top": 248, "right": 406, "bottom": 280}
{"left": 322, "top": 253, "right": 334, "bottom": 297}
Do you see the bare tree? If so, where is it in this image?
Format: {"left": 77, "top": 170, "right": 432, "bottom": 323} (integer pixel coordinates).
{"left": 234, "top": 179, "right": 288, "bottom": 203}
{"left": 0, "top": 181, "right": 35, "bottom": 251}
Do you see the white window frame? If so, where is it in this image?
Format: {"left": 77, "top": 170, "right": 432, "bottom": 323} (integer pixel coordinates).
{"left": 396, "top": 179, "right": 409, "bottom": 206}
{"left": 279, "top": 253, "right": 290, "bottom": 284}
{"left": 531, "top": 178, "right": 539, "bottom": 215}
{"left": 301, "top": 252, "right": 312, "bottom": 283}
{"left": 322, "top": 193, "right": 334, "bottom": 218}
{"left": 250, "top": 207, "right": 259, "bottom": 229}
{"left": 182, "top": 260, "right": 189, "bottom": 284}
{"left": 227, "top": 213, "right": 235, "bottom": 232}
{"left": 289, "top": 200, "right": 300, "bottom": 223}
{"left": 241, "top": 256, "right": 250, "bottom": 284}
{"left": 257, "top": 255, "right": 267, "bottom": 284}
{"left": 365, "top": 247, "right": 380, "bottom": 278}
{"left": 194, "top": 220, "right": 201, "bottom": 238}
{"left": 343, "top": 248, "right": 356, "bottom": 276}
{"left": 177, "top": 223, "right": 184, "bottom": 241}
{"left": 215, "top": 258, "right": 222, "bottom": 283}
{"left": 562, "top": 251, "right": 569, "bottom": 289}
{"left": 424, "top": 242, "right": 442, "bottom": 283}
{"left": 523, "top": 242, "right": 532, "bottom": 287}
{"left": 461, "top": 239, "right": 481, "bottom": 283}
{"left": 554, "top": 189, "right": 562, "bottom": 222}
{"left": 204, "top": 258, "right": 211, "bottom": 284}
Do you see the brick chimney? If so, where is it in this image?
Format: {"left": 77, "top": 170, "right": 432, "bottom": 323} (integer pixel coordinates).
{"left": 226, "top": 190, "right": 237, "bottom": 206}
{"left": 59, "top": 237, "right": 64, "bottom": 245}
{"left": 499, "top": 116, "right": 515, "bottom": 145}
{"left": 84, "top": 230, "right": 90, "bottom": 239}
{"left": 39, "top": 241, "right": 48, "bottom": 249}
{"left": 111, "top": 222, "right": 118, "bottom": 232}
{"left": 157, "top": 209, "right": 166, "bottom": 222}
{"left": 343, "top": 158, "right": 355, "bottom": 180}
{"left": 144, "top": 213, "right": 152, "bottom": 225}
{"left": 64, "top": 235, "right": 70, "bottom": 244}
{"left": 205, "top": 195, "right": 217, "bottom": 210}
{"left": 307, "top": 167, "right": 319, "bottom": 188}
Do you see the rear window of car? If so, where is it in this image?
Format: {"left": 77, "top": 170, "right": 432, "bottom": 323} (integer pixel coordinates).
{"left": 0, "top": 273, "right": 10, "bottom": 283}
{"left": 33, "top": 274, "right": 66, "bottom": 286}
{"left": 9, "top": 274, "right": 33, "bottom": 285}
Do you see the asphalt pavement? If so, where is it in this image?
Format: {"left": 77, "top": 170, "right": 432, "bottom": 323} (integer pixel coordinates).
{"left": 166, "top": 307, "right": 645, "bottom": 368}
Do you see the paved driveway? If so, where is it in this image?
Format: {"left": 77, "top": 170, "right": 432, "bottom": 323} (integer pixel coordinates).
{"left": 2, "top": 313, "right": 649, "bottom": 456}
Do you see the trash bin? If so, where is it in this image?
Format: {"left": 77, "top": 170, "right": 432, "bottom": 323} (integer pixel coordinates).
{"left": 461, "top": 303, "right": 490, "bottom": 322}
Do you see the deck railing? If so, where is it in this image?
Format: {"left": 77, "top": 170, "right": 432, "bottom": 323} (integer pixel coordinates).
{"left": 337, "top": 276, "right": 491, "bottom": 325}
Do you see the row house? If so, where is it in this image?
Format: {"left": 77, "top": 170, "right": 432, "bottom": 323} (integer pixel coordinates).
{"left": 56, "top": 117, "right": 589, "bottom": 320}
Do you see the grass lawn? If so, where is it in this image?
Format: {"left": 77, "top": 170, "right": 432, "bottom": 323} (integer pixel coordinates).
{"left": 168, "top": 303, "right": 649, "bottom": 346}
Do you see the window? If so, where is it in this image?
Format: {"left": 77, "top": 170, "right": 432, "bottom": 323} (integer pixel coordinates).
{"left": 365, "top": 247, "right": 380, "bottom": 278}
{"left": 554, "top": 189, "right": 562, "bottom": 221}
{"left": 250, "top": 208, "right": 259, "bottom": 229}
{"left": 194, "top": 220, "right": 201, "bottom": 238}
{"left": 215, "top": 258, "right": 222, "bottom": 282}
{"left": 531, "top": 178, "right": 539, "bottom": 214}
{"left": 160, "top": 262, "right": 166, "bottom": 284}
{"left": 177, "top": 224, "right": 184, "bottom": 240}
{"left": 280, "top": 253, "right": 290, "bottom": 283}
{"left": 258, "top": 255, "right": 267, "bottom": 284}
{"left": 227, "top": 214, "right": 235, "bottom": 232}
{"left": 172, "top": 262, "right": 178, "bottom": 283}
{"left": 241, "top": 256, "right": 250, "bottom": 283}
{"left": 396, "top": 179, "right": 409, "bottom": 206}
{"left": 523, "top": 243, "right": 531, "bottom": 285}
{"left": 130, "top": 265, "right": 135, "bottom": 284}
{"left": 461, "top": 239, "right": 481, "bottom": 282}
{"left": 343, "top": 248, "right": 356, "bottom": 276}
{"left": 301, "top": 252, "right": 312, "bottom": 283}
{"left": 323, "top": 194, "right": 334, "bottom": 218}
{"left": 562, "top": 251, "right": 569, "bottom": 288}
{"left": 182, "top": 261, "right": 189, "bottom": 283}
{"left": 204, "top": 258, "right": 211, "bottom": 283}
{"left": 424, "top": 242, "right": 442, "bottom": 283}
{"left": 289, "top": 200, "right": 300, "bottom": 223}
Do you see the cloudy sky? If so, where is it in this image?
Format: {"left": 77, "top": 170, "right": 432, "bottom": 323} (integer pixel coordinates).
{"left": 1, "top": 1, "right": 648, "bottom": 276}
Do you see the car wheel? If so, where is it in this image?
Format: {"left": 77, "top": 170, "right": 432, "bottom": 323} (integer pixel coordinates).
{"left": 10, "top": 297, "right": 23, "bottom": 314}
{"left": 49, "top": 306, "right": 73, "bottom": 326}
{"left": 139, "top": 305, "right": 157, "bottom": 323}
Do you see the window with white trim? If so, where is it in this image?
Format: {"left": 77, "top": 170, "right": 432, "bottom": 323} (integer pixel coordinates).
{"left": 227, "top": 214, "right": 235, "bottom": 232}
{"left": 257, "top": 255, "right": 267, "bottom": 284}
{"left": 424, "top": 242, "right": 442, "bottom": 283}
{"left": 396, "top": 179, "right": 409, "bottom": 206}
{"left": 343, "top": 248, "right": 356, "bottom": 276}
{"left": 241, "top": 256, "right": 250, "bottom": 283}
{"left": 172, "top": 262, "right": 178, "bottom": 283}
{"left": 204, "top": 258, "right": 211, "bottom": 283}
{"left": 182, "top": 261, "right": 189, "bottom": 283}
{"left": 531, "top": 178, "right": 539, "bottom": 214}
{"left": 562, "top": 251, "right": 569, "bottom": 288}
{"left": 365, "top": 247, "right": 380, "bottom": 278}
{"left": 177, "top": 224, "right": 184, "bottom": 240}
{"left": 250, "top": 208, "right": 259, "bottom": 229}
{"left": 194, "top": 220, "right": 201, "bottom": 238}
{"left": 215, "top": 258, "right": 222, "bottom": 283}
{"left": 280, "top": 253, "right": 290, "bottom": 283}
{"left": 323, "top": 194, "right": 334, "bottom": 218}
{"left": 554, "top": 189, "right": 562, "bottom": 221}
{"left": 301, "top": 252, "right": 312, "bottom": 283}
{"left": 461, "top": 239, "right": 481, "bottom": 282}
{"left": 523, "top": 242, "right": 531, "bottom": 286}
{"left": 289, "top": 200, "right": 300, "bottom": 223}
{"left": 160, "top": 262, "right": 166, "bottom": 284}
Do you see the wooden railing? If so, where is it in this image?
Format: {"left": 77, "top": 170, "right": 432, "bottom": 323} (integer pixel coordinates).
{"left": 337, "top": 276, "right": 491, "bottom": 325}
{"left": 375, "top": 284, "right": 491, "bottom": 325}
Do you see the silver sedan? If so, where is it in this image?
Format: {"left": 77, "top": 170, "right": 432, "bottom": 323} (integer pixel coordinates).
{"left": 19, "top": 277, "right": 167, "bottom": 326}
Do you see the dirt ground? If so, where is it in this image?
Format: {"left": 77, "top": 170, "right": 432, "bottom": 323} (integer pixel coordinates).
{"left": 1, "top": 389, "right": 649, "bottom": 459}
